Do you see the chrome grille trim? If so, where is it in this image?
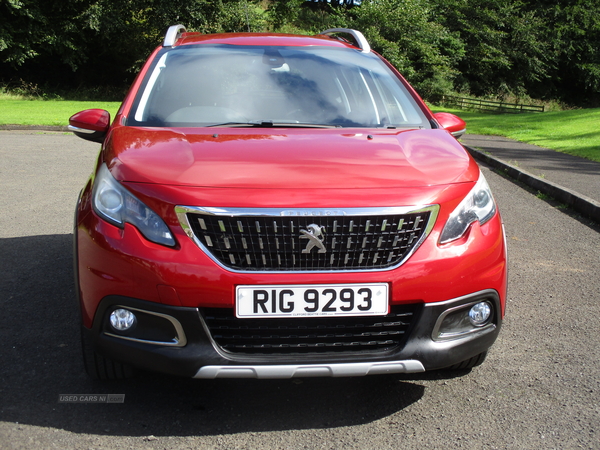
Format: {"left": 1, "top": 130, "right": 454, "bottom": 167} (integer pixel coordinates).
{"left": 175, "top": 205, "right": 439, "bottom": 273}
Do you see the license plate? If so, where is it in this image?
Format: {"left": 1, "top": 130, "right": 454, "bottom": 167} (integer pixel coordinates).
{"left": 236, "top": 283, "right": 389, "bottom": 318}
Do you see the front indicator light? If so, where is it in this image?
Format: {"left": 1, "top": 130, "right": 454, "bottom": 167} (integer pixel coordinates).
{"left": 110, "top": 309, "right": 136, "bottom": 331}
{"left": 440, "top": 171, "right": 497, "bottom": 244}
{"left": 92, "top": 163, "right": 175, "bottom": 247}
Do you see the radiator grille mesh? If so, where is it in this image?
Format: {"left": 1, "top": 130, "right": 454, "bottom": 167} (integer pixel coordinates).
{"left": 183, "top": 210, "right": 434, "bottom": 271}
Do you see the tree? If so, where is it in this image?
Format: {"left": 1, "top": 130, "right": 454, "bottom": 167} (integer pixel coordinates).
{"left": 533, "top": 0, "right": 600, "bottom": 105}
{"left": 268, "top": 0, "right": 306, "bottom": 30}
{"left": 0, "top": 0, "right": 91, "bottom": 70}
{"left": 2, "top": 0, "right": 598, "bottom": 105}
{"left": 430, "top": 0, "right": 551, "bottom": 99}
{"left": 0, "top": 0, "right": 265, "bottom": 95}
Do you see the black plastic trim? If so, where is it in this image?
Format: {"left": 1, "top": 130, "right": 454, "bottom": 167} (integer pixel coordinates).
{"left": 82, "top": 291, "right": 502, "bottom": 377}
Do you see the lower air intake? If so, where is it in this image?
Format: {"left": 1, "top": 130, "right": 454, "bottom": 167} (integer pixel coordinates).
{"left": 201, "top": 305, "right": 420, "bottom": 355}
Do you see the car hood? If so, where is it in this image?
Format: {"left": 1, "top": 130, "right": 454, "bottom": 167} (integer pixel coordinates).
{"left": 106, "top": 127, "right": 478, "bottom": 189}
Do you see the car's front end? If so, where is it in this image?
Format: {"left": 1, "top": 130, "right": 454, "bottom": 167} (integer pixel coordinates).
{"left": 72, "top": 27, "right": 506, "bottom": 380}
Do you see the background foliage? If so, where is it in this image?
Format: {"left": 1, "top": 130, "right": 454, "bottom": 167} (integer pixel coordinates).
{"left": 1, "top": 0, "right": 598, "bottom": 106}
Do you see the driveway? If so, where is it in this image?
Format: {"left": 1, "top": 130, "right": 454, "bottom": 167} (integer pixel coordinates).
{"left": 0, "top": 131, "right": 598, "bottom": 449}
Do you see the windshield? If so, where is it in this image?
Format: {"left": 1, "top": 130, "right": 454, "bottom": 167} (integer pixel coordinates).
{"left": 128, "top": 45, "right": 429, "bottom": 129}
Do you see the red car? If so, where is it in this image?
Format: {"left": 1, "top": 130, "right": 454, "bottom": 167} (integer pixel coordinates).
{"left": 70, "top": 26, "right": 506, "bottom": 380}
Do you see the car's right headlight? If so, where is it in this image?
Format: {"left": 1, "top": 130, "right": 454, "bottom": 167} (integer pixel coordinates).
{"left": 92, "top": 163, "right": 176, "bottom": 247}
{"left": 440, "top": 171, "right": 497, "bottom": 244}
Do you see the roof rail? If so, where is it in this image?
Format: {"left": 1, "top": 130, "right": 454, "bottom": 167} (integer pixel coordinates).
{"left": 320, "top": 28, "right": 371, "bottom": 53}
{"left": 163, "top": 24, "right": 187, "bottom": 47}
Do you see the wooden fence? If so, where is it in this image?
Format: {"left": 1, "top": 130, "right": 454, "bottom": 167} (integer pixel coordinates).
{"left": 442, "top": 95, "right": 545, "bottom": 113}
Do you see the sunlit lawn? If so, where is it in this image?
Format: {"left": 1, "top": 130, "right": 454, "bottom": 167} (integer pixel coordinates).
{"left": 0, "top": 98, "right": 120, "bottom": 127}
{"left": 431, "top": 105, "right": 600, "bottom": 162}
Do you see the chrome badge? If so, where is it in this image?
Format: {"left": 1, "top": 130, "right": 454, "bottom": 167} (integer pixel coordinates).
{"left": 300, "top": 224, "right": 326, "bottom": 254}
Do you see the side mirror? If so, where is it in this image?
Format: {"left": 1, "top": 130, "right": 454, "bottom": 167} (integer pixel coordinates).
{"left": 433, "top": 112, "right": 466, "bottom": 139}
{"left": 68, "top": 109, "right": 110, "bottom": 143}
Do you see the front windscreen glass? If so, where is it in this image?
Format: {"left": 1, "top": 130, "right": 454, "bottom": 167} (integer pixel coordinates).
{"left": 128, "top": 45, "right": 429, "bottom": 128}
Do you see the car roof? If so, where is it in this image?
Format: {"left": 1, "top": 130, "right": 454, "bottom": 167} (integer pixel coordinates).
{"left": 172, "top": 32, "right": 361, "bottom": 51}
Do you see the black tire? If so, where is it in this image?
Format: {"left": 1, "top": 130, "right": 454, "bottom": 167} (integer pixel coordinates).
{"left": 81, "top": 329, "right": 134, "bottom": 380}
{"left": 444, "top": 351, "right": 488, "bottom": 370}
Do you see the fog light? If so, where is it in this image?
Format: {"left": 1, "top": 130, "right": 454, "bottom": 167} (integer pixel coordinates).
{"left": 110, "top": 308, "right": 136, "bottom": 331}
{"left": 469, "top": 302, "right": 492, "bottom": 326}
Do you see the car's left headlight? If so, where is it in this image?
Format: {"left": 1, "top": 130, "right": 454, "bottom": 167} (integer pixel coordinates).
{"left": 440, "top": 171, "right": 497, "bottom": 244}
{"left": 92, "top": 163, "right": 176, "bottom": 247}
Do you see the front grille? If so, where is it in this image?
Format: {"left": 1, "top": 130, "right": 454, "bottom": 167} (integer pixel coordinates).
{"left": 201, "top": 305, "right": 420, "bottom": 355}
{"left": 177, "top": 206, "right": 438, "bottom": 272}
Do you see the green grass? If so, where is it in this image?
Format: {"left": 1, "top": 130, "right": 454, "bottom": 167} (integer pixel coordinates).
{"left": 0, "top": 97, "right": 121, "bottom": 127}
{"left": 431, "top": 105, "right": 600, "bottom": 162}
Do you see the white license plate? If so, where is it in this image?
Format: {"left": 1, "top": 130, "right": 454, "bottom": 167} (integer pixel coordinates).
{"left": 236, "top": 283, "right": 389, "bottom": 318}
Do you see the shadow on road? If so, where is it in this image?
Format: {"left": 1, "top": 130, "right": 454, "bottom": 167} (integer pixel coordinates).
{"left": 0, "top": 234, "right": 427, "bottom": 436}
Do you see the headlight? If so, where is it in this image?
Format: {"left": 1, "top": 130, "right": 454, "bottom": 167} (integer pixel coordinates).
{"left": 92, "top": 163, "right": 176, "bottom": 247}
{"left": 440, "top": 171, "right": 496, "bottom": 244}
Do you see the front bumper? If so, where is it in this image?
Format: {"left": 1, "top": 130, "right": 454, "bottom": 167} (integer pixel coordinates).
{"left": 85, "top": 289, "right": 502, "bottom": 378}
{"left": 76, "top": 172, "right": 507, "bottom": 378}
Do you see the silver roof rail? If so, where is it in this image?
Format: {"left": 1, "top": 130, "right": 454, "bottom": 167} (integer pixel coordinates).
{"left": 320, "top": 28, "right": 371, "bottom": 53}
{"left": 163, "top": 24, "right": 187, "bottom": 47}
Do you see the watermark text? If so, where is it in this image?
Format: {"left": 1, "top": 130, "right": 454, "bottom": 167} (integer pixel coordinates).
{"left": 58, "top": 394, "right": 125, "bottom": 404}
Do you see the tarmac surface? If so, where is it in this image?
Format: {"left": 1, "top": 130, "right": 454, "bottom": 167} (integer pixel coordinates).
{"left": 1, "top": 129, "right": 599, "bottom": 449}
{"left": 461, "top": 134, "right": 600, "bottom": 223}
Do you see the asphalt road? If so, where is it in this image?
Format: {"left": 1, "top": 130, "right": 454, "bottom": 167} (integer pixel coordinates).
{"left": 0, "top": 131, "right": 599, "bottom": 449}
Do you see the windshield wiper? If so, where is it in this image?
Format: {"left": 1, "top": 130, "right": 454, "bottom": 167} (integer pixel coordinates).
{"left": 206, "top": 121, "right": 339, "bottom": 129}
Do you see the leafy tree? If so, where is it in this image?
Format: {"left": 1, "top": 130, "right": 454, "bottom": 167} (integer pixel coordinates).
{"left": 0, "top": 0, "right": 265, "bottom": 95}
{"left": 2, "top": 0, "right": 598, "bottom": 105}
{"left": 430, "top": 0, "right": 551, "bottom": 99}
{"left": 0, "top": 0, "right": 90, "bottom": 70}
{"left": 268, "top": 0, "right": 306, "bottom": 30}
{"left": 532, "top": 0, "right": 600, "bottom": 105}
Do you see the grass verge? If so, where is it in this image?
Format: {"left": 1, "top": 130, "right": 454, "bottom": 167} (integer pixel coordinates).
{"left": 0, "top": 97, "right": 120, "bottom": 127}
{"left": 431, "top": 105, "right": 600, "bottom": 162}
